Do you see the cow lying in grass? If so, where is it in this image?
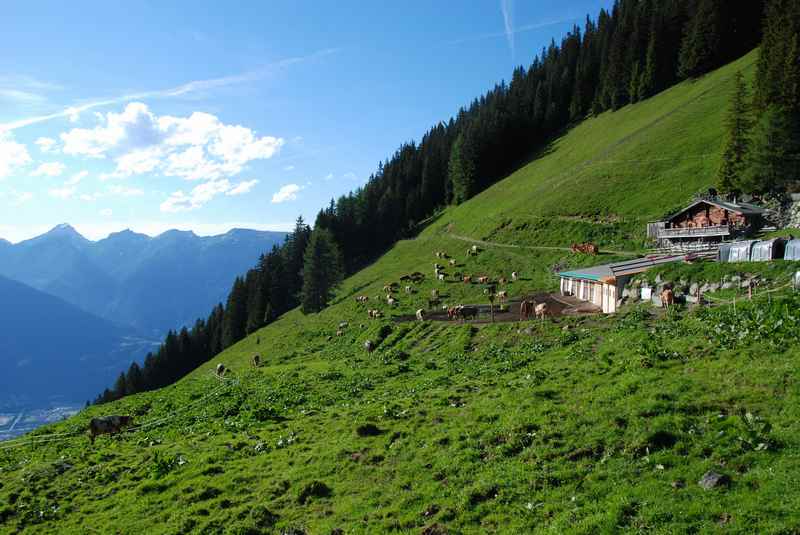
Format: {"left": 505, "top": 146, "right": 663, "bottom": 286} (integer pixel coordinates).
{"left": 89, "top": 415, "right": 133, "bottom": 444}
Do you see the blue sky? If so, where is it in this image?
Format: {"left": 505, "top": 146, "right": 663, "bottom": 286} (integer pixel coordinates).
{"left": 0, "top": 0, "right": 613, "bottom": 242}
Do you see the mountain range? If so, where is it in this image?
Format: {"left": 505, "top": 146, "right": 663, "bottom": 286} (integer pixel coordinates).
{"left": 0, "top": 274, "right": 156, "bottom": 406}
{"left": 0, "top": 224, "right": 287, "bottom": 336}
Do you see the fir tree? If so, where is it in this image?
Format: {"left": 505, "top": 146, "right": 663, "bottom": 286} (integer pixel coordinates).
{"left": 743, "top": 105, "right": 800, "bottom": 193}
{"left": 448, "top": 132, "right": 477, "bottom": 203}
{"left": 300, "top": 228, "right": 343, "bottom": 313}
{"left": 716, "top": 71, "right": 752, "bottom": 192}
{"left": 678, "top": 0, "right": 722, "bottom": 79}
{"left": 222, "top": 277, "right": 248, "bottom": 347}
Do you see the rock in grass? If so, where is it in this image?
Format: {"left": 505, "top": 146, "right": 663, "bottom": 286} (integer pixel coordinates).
{"left": 698, "top": 471, "right": 730, "bottom": 490}
{"left": 356, "top": 423, "right": 383, "bottom": 437}
{"left": 297, "top": 480, "right": 331, "bottom": 504}
{"left": 421, "top": 523, "right": 448, "bottom": 535}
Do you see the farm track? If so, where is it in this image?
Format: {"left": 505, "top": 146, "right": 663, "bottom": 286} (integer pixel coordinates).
{"left": 445, "top": 232, "right": 640, "bottom": 257}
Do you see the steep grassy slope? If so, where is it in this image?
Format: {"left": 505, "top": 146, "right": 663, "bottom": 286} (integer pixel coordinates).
{"left": 7, "top": 51, "right": 800, "bottom": 534}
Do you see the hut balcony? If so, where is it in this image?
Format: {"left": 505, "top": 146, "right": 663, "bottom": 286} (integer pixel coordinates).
{"left": 655, "top": 224, "right": 731, "bottom": 239}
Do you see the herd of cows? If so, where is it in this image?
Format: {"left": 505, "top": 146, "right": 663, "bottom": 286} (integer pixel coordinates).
{"left": 350, "top": 245, "right": 553, "bottom": 325}
{"left": 83, "top": 244, "right": 602, "bottom": 444}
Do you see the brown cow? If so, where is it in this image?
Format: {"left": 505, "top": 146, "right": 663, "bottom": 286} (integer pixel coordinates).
{"left": 535, "top": 302, "right": 548, "bottom": 321}
{"left": 661, "top": 288, "right": 674, "bottom": 308}
{"left": 251, "top": 354, "right": 261, "bottom": 367}
{"left": 571, "top": 242, "right": 599, "bottom": 255}
{"left": 477, "top": 276, "right": 489, "bottom": 284}
{"left": 519, "top": 300, "right": 534, "bottom": 321}
{"left": 463, "top": 276, "right": 472, "bottom": 284}
{"left": 88, "top": 415, "right": 133, "bottom": 444}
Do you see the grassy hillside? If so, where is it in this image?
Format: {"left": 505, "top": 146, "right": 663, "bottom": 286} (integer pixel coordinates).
{"left": 7, "top": 50, "right": 800, "bottom": 534}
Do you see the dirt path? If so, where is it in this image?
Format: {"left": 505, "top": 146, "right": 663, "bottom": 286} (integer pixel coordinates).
{"left": 446, "top": 233, "right": 640, "bottom": 257}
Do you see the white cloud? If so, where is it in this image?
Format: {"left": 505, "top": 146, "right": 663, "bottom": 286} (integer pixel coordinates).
{"left": 48, "top": 186, "right": 76, "bottom": 199}
{"left": 10, "top": 191, "right": 33, "bottom": 206}
{"left": 80, "top": 192, "right": 101, "bottom": 202}
{"left": 226, "top": 179, "right": 258, "bottom": 196}
{"left": 35, "top": 136, "right": 57, "bottom": 153}
{"left": 283, "top": 165, "right": 295, "bottom": 171}
{"left": 271, "top": 183, "right": 302, "bottom": 204}
{"left": 31, "top": 161, "right": 66, "bottom": 177}
{"left": 324, "top": 172, "right": 334, "bottom": 181}
{"left": 60, "top": 102, "right": 284, "bottom": 182}
{"left": 100, "top": 208, "right": 113, "bottom": 217}
{"left": 107, "top": 185, "right": 144, "bottom": 197}
{"left": 0, "top": 132, "right": 31, "bottom": 178}
{"left": 343, "top": 171, "right": 357, "bottom": 181}
{"left": 160, "top": 177, "right": 257, "bottom": 212}
{"left": 65, "top": 170, "right": 88, "bottom": 185}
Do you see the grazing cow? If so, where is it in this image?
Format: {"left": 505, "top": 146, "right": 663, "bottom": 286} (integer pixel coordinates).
{"left": 535, "top": 302, "right": 548, "bottom": 321}
{"left": 339, "top": 321, "right": 349, "bottom": 329}
{"left": 519, "top": 300, "right": 534, "bottom": 321}
{"left": 405, "top": 285, "right": 413, "bottom": 294}
{"left": 447, "top": 306, "right": 458, "bottom": 320}
{"left": 431, "top": 289, "right": 439, "bottom": 299}
{"left": 216, "top": 363, "right": 227, "bottom": 377}
{"left": 438, "top": 273, "right": 446, "bottom": 281}
{"left": 400, "top": 274, "right": 412, "bottom": 282}
{"left": 387, "top": 297, "right": 398, "bottom": 307}
{"left": 477, "top": 276, "right": 489, "bottom": 284}
{"left": 383, "top": 285, "right": 393, "bottom": 293}
{"left": 336, "top": 329, "right": 344, "bottom": 337}
{"left": 89, "top": 415, "right": 133, "bottom": 444}
{"left": 498, "top": 277, "right": 507, "bottom": 284}
{"left": 368, "top": 309, "right": 382, "bottom": 319}
{"left": 463, "top": 276, "right": 472, "bottom": 284}
{"left": 457, "top": 305, "right": 478, "bottom": 321}
{"left": 511, "top": 271, "right": 519, "bottom": 281}
{"left": 571, "top": 242, "right": 599, "bottom": 255}
{"left": 449, "top": 259, "right": 457, "bottom": 266}
{"left": 661, "top": 288, "right": 674, "bottom": 308}
{"left": 434, "top": 263, "right": 443, "bottom": 270}
{"left": 251, "top": 354, "right": 261, "bottom": 367}
{"left": 497, "top": 290, "right": 508, "bottom": 302}
{"left": 416, "top": 309, "right": 425, "bottom": 321}
{"left": 471, "top": 245, "right": 478, "bottom": 253}
{"left": 364, "top": 340, "right": 374, "bottom": 353}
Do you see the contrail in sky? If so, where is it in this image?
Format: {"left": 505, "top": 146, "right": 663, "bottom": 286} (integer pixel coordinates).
{"left": 501, "top": 0, "right": 515, "bottom": 60}
{"left": 0, "top": 48, "right": 339, "bottom": 132}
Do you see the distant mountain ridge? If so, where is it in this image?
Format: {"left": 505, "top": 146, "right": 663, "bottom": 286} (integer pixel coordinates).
{"left": 0, "top": 225, "right": 287, "bottom": 335}
{"left": 0, "top": 274, "right": 155, "bottom": 406}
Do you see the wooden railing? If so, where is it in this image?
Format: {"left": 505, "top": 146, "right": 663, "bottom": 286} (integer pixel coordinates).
{"left": 656, "top": 225, "right": 730, "bottom": 238}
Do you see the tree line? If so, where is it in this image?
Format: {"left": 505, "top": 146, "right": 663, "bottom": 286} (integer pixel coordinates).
{"left": 95, "top": 219, "right": 344, "bottom": 403}
{"left": 716, "top": 0, "right": 800, "bottom": 195}
{"left": 96, "top": 0, "right": 770, "bottom": 404}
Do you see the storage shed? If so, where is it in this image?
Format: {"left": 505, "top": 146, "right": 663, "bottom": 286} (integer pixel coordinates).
{"left": 727, "top": 240, "right": 756, "bottom": 262}
{"left": 558, "top": 255, "right": 685, "bottom": 314}
{"left": 717, "top": 243, "right": 732, "bottom": 263}
{"left": 784, "top": 239, "right": 800, "bottom": 260}
{"left": 751, "top": 238, "right": 785, "bottom": 262}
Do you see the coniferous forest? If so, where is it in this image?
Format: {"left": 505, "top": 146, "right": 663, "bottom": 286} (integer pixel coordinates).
{"left": 97, "top": 0, "right": 783, "bottom": 404}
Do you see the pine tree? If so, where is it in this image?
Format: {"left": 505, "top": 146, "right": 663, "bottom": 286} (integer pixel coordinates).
{"left": 678, "top": 0, "right": 722, "bottom": 79}
{"left": 222, "top": 277, "right": 248, "bottom": 347}
{"left": 300, "top": 228, "right": 343, "bottom": 313}
{"left": 638, "top": 18, "right": 659, "bottom": 100}
{"left": 126, "top": 362, "right": 145, "bottom": 394}
{"left": 716, "top": 71, "right": 752, "bottom": 192}
{"left": 784, "top": 34, "right": 800, "bottom": 112}
{"left": 448, "top": 132, "right": 477, "bottom": 203}
{"left": 743, "top": 105, "right": 800, "bottom": 193}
